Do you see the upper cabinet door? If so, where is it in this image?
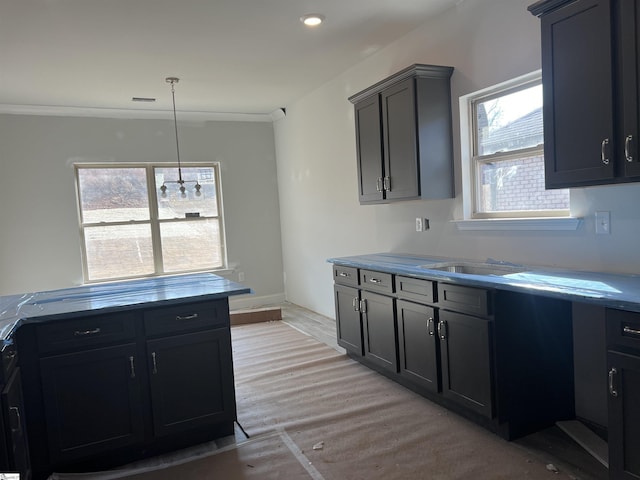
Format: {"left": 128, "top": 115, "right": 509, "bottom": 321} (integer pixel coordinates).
{"left": 540, "top": 0, "right": 615, "bottom": 188}
{"left": 354, "top": 95, "right": 384, "bottom": 203}
{"left": 381, "top": 78, "right": 419, "bottom": 201}
{"left": 620, "top": 0, "right": 640, "bottom": 178}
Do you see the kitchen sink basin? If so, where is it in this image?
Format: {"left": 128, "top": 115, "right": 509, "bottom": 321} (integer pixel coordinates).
{"left": 420, "top": 261, "right": 525, "bottom": 276}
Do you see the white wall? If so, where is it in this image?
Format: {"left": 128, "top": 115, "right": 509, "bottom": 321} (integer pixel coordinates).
{"left": 274, "top": 0, "right": 640, "bottom": 318}
{"left": 0, "top": 114, "right": 285, "bottom": 308}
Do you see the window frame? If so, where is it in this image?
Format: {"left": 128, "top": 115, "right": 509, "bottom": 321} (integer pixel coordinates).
{"left": 75, "top": 162, "right": 227, "bottom": 283}
{"left": 463, "top": 72, "right": 570, "bottom": 220}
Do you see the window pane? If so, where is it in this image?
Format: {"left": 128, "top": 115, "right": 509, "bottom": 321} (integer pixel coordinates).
{"left": 476, "top": 84, "right": 543, "bottom": 156}
{"left": 78, "top": 168, "right": 150, "bottom": 223}
{"left": 160, "top": 219, "right": 223, "bottom": 273}
{"left": 477, "top": 155, "right": 569, "bottom": 213}
{"left": 155, "top": 167, "right": 219, "bottom": 220}
{"left": 84, "top": 224, "right": 154, "bottom": 280}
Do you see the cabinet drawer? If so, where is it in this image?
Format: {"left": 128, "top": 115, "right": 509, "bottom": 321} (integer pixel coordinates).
{"left": 395, "top": 276, "right": 436, "bottom": 304}
{"left": 607, "top": 308, "right": 640, "bottom": 351}
{"left": 37, "top": 313, "right": 137, "bottom": 355}
{"left": 144, "top": 300, "right": 229, "bottom": 337}
{"left": 438, "top": 283, "right": 491, "bottom": 317}
{"left": 359, "top": 269, "right": 394, "bottom": 294}
{"left": 333, "top": 265, "right": 359, "bottom": 287}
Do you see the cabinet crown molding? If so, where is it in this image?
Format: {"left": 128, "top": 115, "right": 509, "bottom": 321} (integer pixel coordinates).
{"left": 528, "top": 0, "right": 576, "bottom": 17}
{"left": 348, "top": 64, "right": 454, "bottom": 104}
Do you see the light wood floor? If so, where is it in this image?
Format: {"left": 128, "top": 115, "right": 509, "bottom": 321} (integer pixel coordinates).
{"left": 275, "top": 301, "right": 609, "bottom": 480}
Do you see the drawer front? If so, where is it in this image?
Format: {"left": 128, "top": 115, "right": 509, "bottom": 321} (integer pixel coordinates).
{"left": 395, "top": 276, "right": 436, "bottom": 304}
{"left": 144, "top": 300, "right": 229, "bottom": 337}
{"left": 438, "top": 283, "right": 491, "bottom": 317}
{"left": 333, "top": 265, "right": 359, "bottom": 287}
{"left": 359, "top": 269, "right": 394, "bottom": 294}
{"left": 607, "top": 308, "right": 640, "bottom": 351}
{"left": 37, "top": 313, "right": 137, "bottom": 355}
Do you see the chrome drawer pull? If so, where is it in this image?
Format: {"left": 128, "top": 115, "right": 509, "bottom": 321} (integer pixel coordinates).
{"left": 9, "top": 406, "right": 21, "bottom": 432}
{"left": 176, "top": 313, "right": 198, "bottom": 321}
{"left": 74, "top": 327, "right": 101, "bottom": 336}
{"left": 129, "top": 356, "right": 136, "bottom": 379}
{"left": 609, "top": 368, "right": 618, "bottom": 397}
{"left": 352, "top": 297, "right": 359, "bottom": 312}
{"left": 623, "top": 325, "right": 640, "bottom": 336}
{"left": 339, "top": 272, "right": 350, "bottom": 277}
{"left": 369, "top": 278, "right": 382, "bottom": 284}
{"left": 427, "top": 317, "right": 435, "bottom": 336}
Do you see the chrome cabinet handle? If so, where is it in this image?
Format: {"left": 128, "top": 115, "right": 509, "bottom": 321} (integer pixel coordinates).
{"left": 352, "top": 297, "right": 359, "bottom": 312}
{"left": 609, "top": 367, "right": 618, "bottom": 397}
{"left": 359, "top": 299, "right": 367, "bottom": 314}
{"left": 176, "top": 313, "right": 198, "bottom": 321}
{"left": 427, "top": 317, "right": 435, "bottom": 336}
{"left": 129, "top": 356, "right": 136, "bottom": 379}
{"left": 601, "top": 138, "right": 610, "bottom": 165}
{"left": 376, "top": 177, "right": 383, "bottom": 192}
{"left": 74, "top": 327, "right": 101, "bottom": 336}
{"left": 338, "top": 272, "right": 350, "bottom": 278}
{"left": 9, "top": 406, "right": 21, "bottom": 432}
{"left": 437, "top": 320, "right": 447, "bottom": 340}
{"left": 152, "top": 352, "right": 158, "bottom": 374}
{"left": 625, "top": 135, "right": 633, "bottom": 162}
{"left": 368, "top": 278, "right": 382, "bottom": 284}
{"left": 383, "top": 176, "right": 391, "bottom": 192}
{"left": 623, "top": 325, "right": 640, "bottom": 336}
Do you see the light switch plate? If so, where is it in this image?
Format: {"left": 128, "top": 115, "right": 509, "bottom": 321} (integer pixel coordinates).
{"left": 595, "top": 211, "right": 610, "bottom": 235}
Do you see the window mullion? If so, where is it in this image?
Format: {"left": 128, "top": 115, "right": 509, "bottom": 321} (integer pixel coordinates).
{"left": 146, "top": 166, "right": 164, "bottom": 275}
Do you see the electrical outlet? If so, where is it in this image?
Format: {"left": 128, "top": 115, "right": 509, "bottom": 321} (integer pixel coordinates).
{"left": 415, "top": 218, "right": 423, "bottom": 232}
{"left": 238, "top": 271, "right": 245, "bottom": 281}
{"left": 595, "top": 211, "right": 611, "bottom": 235}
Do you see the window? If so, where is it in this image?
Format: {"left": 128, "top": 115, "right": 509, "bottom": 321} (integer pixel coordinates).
{"left": 464, "top": 74, "right": 569, "bottom": 219}
{"left": 75, "top": 164, "right": 225, "bottom": 282}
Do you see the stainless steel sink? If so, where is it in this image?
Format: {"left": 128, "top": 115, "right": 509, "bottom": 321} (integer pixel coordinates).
{"left": 420, "top": 261, "right": 525, "bottom": 276}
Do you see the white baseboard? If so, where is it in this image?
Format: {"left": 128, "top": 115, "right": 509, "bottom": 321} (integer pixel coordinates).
{"left": 229, "top": 293, "right": 286, "bottom": 311}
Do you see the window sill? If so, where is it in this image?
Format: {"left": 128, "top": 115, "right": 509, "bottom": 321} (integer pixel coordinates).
{"left": 453, "top": 217, "right": 582, "bottom": 231}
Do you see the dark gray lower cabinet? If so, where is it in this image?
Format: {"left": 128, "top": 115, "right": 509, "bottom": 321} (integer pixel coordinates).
{"left": 361, "top": 291, "right": 397, "bottom": 373}
{"left": 40, "top": 344, "right": 145, "bottom": 464}
{"left": 2, "top": 368, "right": 31, "bottom": 479}
{"left": 439, "top": 310, "right": 493, "bottom": 418}
{"left": 147, "top": 329, "right": 235, "bottom": 437}
{"left": 608, "top": 351, "right": 640, "bottom": 479}
{"left": 396, "top": 300, "right": 439, "bottom": 393}
{"left": 334, "top": 284, "right": 363, "bottom": 356}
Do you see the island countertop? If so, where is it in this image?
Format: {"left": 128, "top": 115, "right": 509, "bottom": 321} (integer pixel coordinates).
{"left": 328, "top": 252, "right": 640, "bottom": 313}
{"left": 0, "top": 273, "right": 251, "bottom": 341}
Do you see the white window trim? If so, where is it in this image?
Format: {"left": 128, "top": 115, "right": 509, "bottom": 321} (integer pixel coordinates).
{"left": 75, "top": 162, "right": 228, "bottom": 283}
{"left": 456, "top": 70, "right": 581, "bottom": 231}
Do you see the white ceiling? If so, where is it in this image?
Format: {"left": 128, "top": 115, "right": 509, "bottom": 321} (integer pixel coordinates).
{"left": 0, "top": 0, "right": 461, "bottom": 117}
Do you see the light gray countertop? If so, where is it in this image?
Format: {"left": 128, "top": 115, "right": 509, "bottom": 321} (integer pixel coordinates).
{"left": 0, "top": 273, "right": 251, "bottom": 341}
{"left": 328, "top": 253, "right": 640, "bottom": 313}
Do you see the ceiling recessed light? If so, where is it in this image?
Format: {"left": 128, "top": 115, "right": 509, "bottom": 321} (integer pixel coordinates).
{"left": 300, "top": 14, "right": 325, "bottom": 27}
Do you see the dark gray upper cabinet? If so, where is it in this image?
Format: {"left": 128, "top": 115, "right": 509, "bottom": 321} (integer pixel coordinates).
{"left": 529, "top": 0, "right": 640, "bottom": 188}
{"left": 349, "top": 64, "right": 454, "bottom": 204}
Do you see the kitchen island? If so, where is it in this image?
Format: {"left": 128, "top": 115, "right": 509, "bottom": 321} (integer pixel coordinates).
{"left": 0, "top": 273, "right": 250, "bottom": 480}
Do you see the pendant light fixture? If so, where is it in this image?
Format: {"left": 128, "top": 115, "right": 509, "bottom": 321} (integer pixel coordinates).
{"left": 159, "top": 77, "right": 202, "bottom": 198}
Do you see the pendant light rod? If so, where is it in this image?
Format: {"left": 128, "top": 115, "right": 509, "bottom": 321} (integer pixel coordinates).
{"left": 166, "top": 76, "right": 183, "bottom": 185}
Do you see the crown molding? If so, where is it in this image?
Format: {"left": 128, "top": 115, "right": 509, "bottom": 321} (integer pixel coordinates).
{"left": 0, "top": 103, "right": 274, "bottom": 122}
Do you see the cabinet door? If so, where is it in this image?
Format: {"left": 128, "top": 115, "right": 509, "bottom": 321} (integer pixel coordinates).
{"left": 608, "top": 351, "right": 640, "bottom": 479}
{"left": 397, "top": 300, "right": 439, "bottom": 393}
{"left": 439, "top": 310, "right": 494, "bottom": 418}
{"left": 620, "top": 0, "right": 640, "bottom": 178}
{"left": 40, "top": 344, "right": 144, "bottom": 464}
{"left": 147, "top": 329, "right": 235, "bottom": 437}
{"left": 361, "top": 291, "right": 398, "bottom": 373}
{"left": 2, "top": 369, "right": 31, "bottom": 479}
{"left": 381, "top": 78, "right": 419, "bottom": 200}
{"left": 354, "top": 95, "right": 384, "bottom": 203}
{"left": 334, "top": 284, "right": 363, "bottom": 356}
{"left": 540, "top": 0, "right": 615, "bottom": 188}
